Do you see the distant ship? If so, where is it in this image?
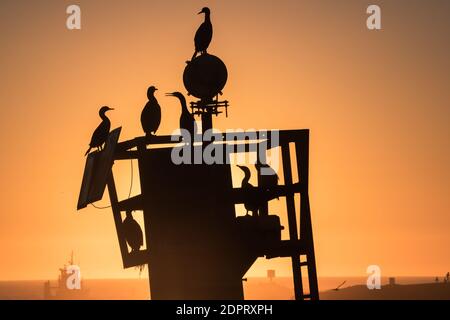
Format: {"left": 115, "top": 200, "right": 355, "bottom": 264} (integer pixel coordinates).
{"left": 43, "top": 252, "right": 89, "bottom": 300}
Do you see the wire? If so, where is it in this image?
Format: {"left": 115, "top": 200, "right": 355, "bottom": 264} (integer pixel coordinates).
{"left": 128, "top": 157, "right": 134, "bottom": 198}
{"left": 90, "top": 159, "right": 134, "bottom": 210}
{"left": 90, "top": 203, "right": 111, "bottom": 210}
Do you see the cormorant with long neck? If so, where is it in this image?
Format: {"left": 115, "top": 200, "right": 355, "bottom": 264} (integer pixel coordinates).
{"left": 165, "top": 91, "right": 196, "bottom": 137}
{"left": 191, "top": 7, "right": 213, "bottom": 61}
{"left": 141, "top": 86, "right": 161, "bottom": 137}
{"left": 122, "top": 210, "right": 143, "bottom": 252}
{"left": 237, "top": 165, "right": 260, "bottom": 216}
{"left": 85, "top": 106, "right": 113, "bottom": 156}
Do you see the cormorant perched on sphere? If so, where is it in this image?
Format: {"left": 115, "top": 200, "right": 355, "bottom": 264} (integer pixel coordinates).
{"left": 123, "top": 211, "right": 144, "bottom": 252}
{"left": 141, "top": 86, "right": 161, "bottom": 137}
{"left": 191, "top": 7, "right": 213, "bottom": 61}
{"left": 165, "top": 92, "right": 197, "bottom": 137}
{"left": 237, "top": 165, "right": 260, "bottom": 216}
{"left": 85, "top": 106, "right": 113, "bottom": 156}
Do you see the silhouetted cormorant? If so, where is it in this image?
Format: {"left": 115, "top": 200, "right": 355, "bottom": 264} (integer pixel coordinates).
{"left": 85, "top": 106, "right": 113, "bottom": 156}
{"left": 191, "top": 7, "right": 213, "bottom": 61}
{"left": 165, "top": 92, "right": 196, "bottom": 137}
{"left": 237, "top": 165, "right": 260, "bottom": 216}
{"left": 256, "top": 163, "right": 280, "bottom": 200}
{"left": 141, "top": 86, "right": 161, "bottom": 137}
{"left": 123, "top": 211, "right": 143, "bottom": 252}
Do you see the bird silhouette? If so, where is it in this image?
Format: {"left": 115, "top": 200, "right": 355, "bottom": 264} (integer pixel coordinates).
{"left": 141, "top": 86, "right": 161, "bottom": 137}
{"left": 85, "top": 106, "right": 113, "bottom": 156}
{"left": 256, "top": 163, "right": 280, "bottom": 200}
{"left": 191, "top": 7, "right": 213, "bottom": 61}
{"left": 123, "top": 211, "right": 144, "bottom": 252}
{"left": 237, "top": 165, "right": 260, "bottom": 216}
{"left": 165, "top": 92, "right": 197, "bottom": 138}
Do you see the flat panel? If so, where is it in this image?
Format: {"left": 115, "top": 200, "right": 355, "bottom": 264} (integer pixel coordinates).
{"left": 77, "top": 127, "right": 122, "bottom": 210}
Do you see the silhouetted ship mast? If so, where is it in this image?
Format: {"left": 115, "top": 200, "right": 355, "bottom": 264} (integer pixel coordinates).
{"left": 78, "top": 7, "right": 319, "bottom": 300}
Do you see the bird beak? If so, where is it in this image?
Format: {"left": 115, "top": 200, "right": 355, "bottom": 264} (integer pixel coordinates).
{"left": 198, "top": 11, "right": 202, "bottom": 14}
{"left": 109, "top": 108, "right": 114, "bottom": 111}
{"left": 165, "top": 93, "right": 175, "bottom": 97}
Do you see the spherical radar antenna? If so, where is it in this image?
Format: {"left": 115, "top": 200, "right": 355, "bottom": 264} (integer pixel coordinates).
{"left": 183, "top": 54, "right": 228, "bottom": 100}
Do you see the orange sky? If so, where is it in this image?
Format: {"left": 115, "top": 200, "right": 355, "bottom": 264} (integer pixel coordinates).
{"left": 0, "top": 0, "right": 449, "bottom": 282}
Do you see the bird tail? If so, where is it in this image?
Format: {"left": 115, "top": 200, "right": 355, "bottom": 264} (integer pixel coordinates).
{"left": 84, "top": 147, "right": 91, "bottom": 156}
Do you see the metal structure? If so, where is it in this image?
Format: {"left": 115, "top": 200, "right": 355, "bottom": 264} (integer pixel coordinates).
{"left": 183, "top": 54, "right": 229, "bottom": 132}
{"left": 78, "top": 129, "right": 319, "bottom": 300}
{"left": 78, "top": 40, "right": 319, "bottom": 300}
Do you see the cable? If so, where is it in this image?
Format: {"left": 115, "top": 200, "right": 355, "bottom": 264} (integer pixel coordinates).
{"left": 128, "top": 157, "right": 134, "bottom": 198}
{"left": 90, "top": 203, "right": 111, "bottom": 210}
{"left": 90, "top": 159, "right": 134, "bottom": 210}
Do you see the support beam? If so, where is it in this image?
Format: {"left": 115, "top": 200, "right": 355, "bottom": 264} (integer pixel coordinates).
{"left": 295, "top": 134, "right": 319, "bottom": 300}
{"left": 107, "top": 171, "right": 129, "bottom": 269}
{"left": 117, "top": 195, "right": 143, "bottom": 212}
{"left": 281, "top": 144, "right": 303, "bottom": 300}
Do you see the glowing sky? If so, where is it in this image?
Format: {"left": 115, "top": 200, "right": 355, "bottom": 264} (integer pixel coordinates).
{"left": 0, "top": 0, "right": 449, "bottom": 281}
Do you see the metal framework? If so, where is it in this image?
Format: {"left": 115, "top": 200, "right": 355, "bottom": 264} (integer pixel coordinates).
{"left": 81, "top": 129, "right": 319, "bottom": 300}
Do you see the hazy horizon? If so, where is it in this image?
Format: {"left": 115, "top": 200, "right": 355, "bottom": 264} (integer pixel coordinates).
{"left": 1, "top": 276, "right": 447, "bottom": 300}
